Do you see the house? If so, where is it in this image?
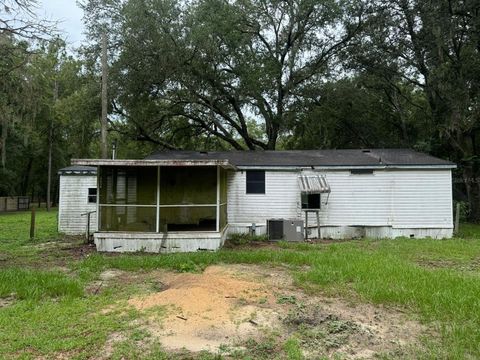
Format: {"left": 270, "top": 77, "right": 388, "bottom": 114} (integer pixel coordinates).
{"left": 62, "top": 149, "right": 455, "bottom": 252}
{"left": 58, "top": 165, "right": 98, "bottom": 235}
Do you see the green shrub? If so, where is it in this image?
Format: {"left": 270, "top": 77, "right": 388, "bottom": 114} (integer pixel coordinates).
{"left": 228, "top": 233, "right": 269, "bottom": 245}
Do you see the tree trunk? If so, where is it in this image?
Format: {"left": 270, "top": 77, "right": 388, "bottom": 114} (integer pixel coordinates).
{"left": 392, "top": 89, "right": 409, "bottom": 143}
{"left": 100, "top": 32, "right": 109, "bottom": 159}
{"left": 46, "top": 126, "right": 53, "bottom": 211}
{"left": 1, "top": 116, "right": 7, "bottom": 168}
{"left": 463, "top": 164, "right": 480, "bottom": 222}
{"left": 47, "top": 81, "right": 58, "bottom": 212}
{"left": 21, "top": 155, "right": 34, "bottom": 195}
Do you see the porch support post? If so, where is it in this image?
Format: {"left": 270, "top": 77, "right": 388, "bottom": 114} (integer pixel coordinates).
{"left": 156, "top": 166, "right": 160, "bottom": 232}
{"left": 97, "top": 166, "right": 100, "bottom": 231}
{"left": 216, "top": 166, "right": 220, "bottom": 232}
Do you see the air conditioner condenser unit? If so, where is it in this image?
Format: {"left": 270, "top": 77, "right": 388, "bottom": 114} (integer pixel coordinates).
{"left": 267, "top": 219, "right": 304, "bottom": 242}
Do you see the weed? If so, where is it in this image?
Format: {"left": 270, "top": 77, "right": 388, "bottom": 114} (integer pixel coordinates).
{"left": 130, "top": 329, "right": 151, "bottom": 341}
{"left": 284, "top": 337, "right": 304, "bottom": 360}
{"left": 244, "top": 336, "right": 278, "bottom": 358}
{"left": 277, "top": 294, "right": 297, "bottom": 304}
{"left": 228, "top": 233, "right": 269, "bottom": 245}
{"left": 175, "top": 261, "right": 198, "bottom": 273}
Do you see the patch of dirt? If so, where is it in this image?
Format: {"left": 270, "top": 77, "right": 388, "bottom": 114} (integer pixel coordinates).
{"left": 284, "top": 299, "right": 421, "bottom": 358}
{"left": 99, "top": 269, "right": 126, "bottom": 281}
{"left": 125, "top": 264, "right": 425, "bottom": 358}
{"left": 86, "top": 269, "right": 150, "bottom": 296}
{"left": 1, "top": 240, "right": 98, "bottom": 270}
{"left": 128, "top": 266, "right": 280, "bottom": 352}
{"left": 417, "top": 259, "right": 461, "bottom": 269}
{"left": 0, "top": 296, "right": 15, "bottom": 308}
{"left": 416, "top": 258, "right": 480, "bottom": 273}
{"left": 101, "top": 332, "right": 128, "bottom": 358}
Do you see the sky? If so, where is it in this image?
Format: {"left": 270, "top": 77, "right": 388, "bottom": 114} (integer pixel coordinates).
{"left": 35, "top": 0, "right": 85, "bottom": 47}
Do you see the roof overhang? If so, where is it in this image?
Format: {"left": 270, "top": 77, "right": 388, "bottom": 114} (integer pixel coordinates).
{"left": 236, "top": 164, "right": 457, "bottom": 170}
{"left": 58, "top": 169, "right": 97, "bottom": 176}
{"left": 71, "top": 159, "right": 237, "bottom": 170}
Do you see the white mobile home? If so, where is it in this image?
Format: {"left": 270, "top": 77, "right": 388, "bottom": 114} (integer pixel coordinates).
{"left": 65, "top": 149, "right": 455, "bottom": 252}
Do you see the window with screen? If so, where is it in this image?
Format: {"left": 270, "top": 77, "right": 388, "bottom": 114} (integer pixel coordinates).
{"left": 301, "top": 193, "right": 320, "bottom": 209}
{"left": 88, "top": 188, "right": 97, "bottom": 203}
{"left": 246, "top": 170, "right": 265, "bottom": 194}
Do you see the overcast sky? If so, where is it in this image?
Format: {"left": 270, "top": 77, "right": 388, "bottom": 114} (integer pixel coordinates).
{"left": 36, "top": 0, "right": 85, "bottom": 47}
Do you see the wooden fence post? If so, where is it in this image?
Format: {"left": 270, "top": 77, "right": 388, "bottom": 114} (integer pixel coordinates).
{"left": 454, "top": 203, "right": 460, "bottom": 235}
{"left": 86, "top": 212, "right": 91, "bottom": 244}
{"left": 30, "top": 207, "right": 36, "bottom": 240}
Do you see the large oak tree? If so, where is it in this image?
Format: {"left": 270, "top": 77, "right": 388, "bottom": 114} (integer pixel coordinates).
{"left": 98, "top": 0, "right": 365, "bottom": 150}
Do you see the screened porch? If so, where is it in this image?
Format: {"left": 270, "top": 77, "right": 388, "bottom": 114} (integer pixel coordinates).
{"left": 97, "top": 165, "right": 228, "bottom": 233}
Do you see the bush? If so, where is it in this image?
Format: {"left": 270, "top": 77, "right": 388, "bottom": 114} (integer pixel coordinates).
{"left": 228, "top": 233, "right": 269, "bottom": 245}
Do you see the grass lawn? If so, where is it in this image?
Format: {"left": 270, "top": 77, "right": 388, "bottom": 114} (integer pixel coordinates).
{"left": 1, "top": 210, "right": 480, "bottom": 359}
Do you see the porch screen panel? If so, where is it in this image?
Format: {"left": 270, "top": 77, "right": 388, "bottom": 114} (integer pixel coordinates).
{"left": 100, "top": 206, "right": 156, "bottom": 232}
{"left": 99, "top": 166, "right": 157, "bottom": 232}
{"left": 158, "top": 166, "right": 218, "bottom": 232}
{"left": 219, "top": 204, "right": 227, "bottom": 230}
{"left": 99, "top": 167, "right": 157, "bottom": 205}
{"left": 160, "top": 167, "right": 216, "bottom": 205}
{"left": 159, "top": 206, "right": 216, "bottom": 232}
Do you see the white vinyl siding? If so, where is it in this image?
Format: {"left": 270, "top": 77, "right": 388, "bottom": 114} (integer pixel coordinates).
{"left": 227, "top": 169, "right": 453, "bottom": 229}
{"left": 58, "top": 175, "right": 98, "bottom": 235}
{"left": 227, "top": 171, "right": 300, "bottom": 224}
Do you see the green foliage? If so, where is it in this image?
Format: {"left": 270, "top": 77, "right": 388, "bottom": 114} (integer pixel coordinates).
{"left": 85, "top": 0, "right": 365, "bottom": 150}
{"left": 0, "top": 294, "right": 139, "bottom": 359}
{"left": 228, "top": 233, "right": 269, "bottom": 245}
{"left": 0, "top": 268, "right": 83, "bottom": 300}
{"left": 453, "top": 201, "right": 470, "bottom": 223}
{"left": 0, "top": 209, "right": 59, "bottom": 244}
{"left": 4, "top": 211, "right": 480, "bottom": 357}
{"left": 0, "top": 38, "right": 101, "bottom": 199}
{"left": 284, "top": 337, "right": 304, "bottom": 360}
{"left": 283, "top": 78, "right": 431, "bottom": 150}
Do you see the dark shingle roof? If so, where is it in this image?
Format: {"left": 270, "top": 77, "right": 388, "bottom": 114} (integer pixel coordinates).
{"left": 145, "top": 149, "right": 455, "bottom": 168}
{"left": 58, "top": 165, "right": 97, "bottom": 175}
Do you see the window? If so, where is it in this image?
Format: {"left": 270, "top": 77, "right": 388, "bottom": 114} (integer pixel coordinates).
{"left": 350, "top": 169, "right": 374, "bottom": 175}
{"left": 246, "top": 170, "right": 265, "bottom": 194}
{"left": 301, "top": 193, "right": 320, "bottom": 209}
{"left": 88, "top": 188, "right": 97, "bottom": 203}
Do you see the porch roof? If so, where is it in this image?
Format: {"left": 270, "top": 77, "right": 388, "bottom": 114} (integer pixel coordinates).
{"left": 71, "top": 158, "right": 237, "bottom": 170}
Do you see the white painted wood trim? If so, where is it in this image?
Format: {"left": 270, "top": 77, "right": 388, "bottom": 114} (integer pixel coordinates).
{"left": 73, "top": 158, "right": 236, "bottom": 169}
{"left": 216, "top": 166, "right": 220, "bottom": 232}
{"left": 156, "top": 166, "right": 160, "bottom": 232}
{"left": 99, "top": 204, "right": 157, "bottom": 207}
{"left": 96, "top": 170, "right": 100, "bottom": 230}
{"left": 159, "top": 204, "right": 217, "bottom": 208}
{"left": 98, "top": 203, "right": 216, "bottom": 208}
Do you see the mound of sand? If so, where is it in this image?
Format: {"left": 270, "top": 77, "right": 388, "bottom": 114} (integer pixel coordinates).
{"left": 128, "top": 266, "right": 281, "bottom": 352}
{"left": 126, "top": 264, "right": 425, "bottom": 357}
